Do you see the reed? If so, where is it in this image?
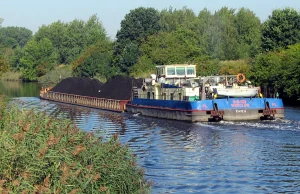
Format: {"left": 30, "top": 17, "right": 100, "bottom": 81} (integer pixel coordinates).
{"left": 0, "top": 99, "right": 151, "bottom": 193}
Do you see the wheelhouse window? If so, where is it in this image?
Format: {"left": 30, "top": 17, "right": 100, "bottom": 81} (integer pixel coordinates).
{"left": 167, "top": 67, "right": 175, "bottom": 75}
{"left": 187, "top": 67, "right": 195, "bottom": 75}
{"left": 176, "top": 67, "right": 185, "bottom": 76}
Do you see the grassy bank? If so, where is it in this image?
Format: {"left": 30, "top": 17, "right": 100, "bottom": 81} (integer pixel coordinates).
{"left": 0, "top": 97, "right": 150, "bottom": 193}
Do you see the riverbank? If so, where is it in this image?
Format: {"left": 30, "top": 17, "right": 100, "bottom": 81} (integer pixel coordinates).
{"left": 0, "top": 96, "right": 150, "bottom": 193}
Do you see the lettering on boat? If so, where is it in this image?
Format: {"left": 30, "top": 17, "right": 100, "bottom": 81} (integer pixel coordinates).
{"left": 236, "top": 110, "right": 247, "bottom": 113}
{"left": 231, "top": 100, "right": 250, "bottom": 108}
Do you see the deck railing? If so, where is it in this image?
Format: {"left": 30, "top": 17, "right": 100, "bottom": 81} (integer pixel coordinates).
{"left": 40, "top": 90, "right": 128, "bottom": 112}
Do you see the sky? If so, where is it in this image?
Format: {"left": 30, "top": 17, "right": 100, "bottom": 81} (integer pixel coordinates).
{"left": 1, "top": 0, "right": 300, "bottom": 39}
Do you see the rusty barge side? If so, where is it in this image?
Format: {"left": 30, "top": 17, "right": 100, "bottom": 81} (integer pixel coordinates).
{"left": 40, "top": 90, "right": 128, "bottom": 112}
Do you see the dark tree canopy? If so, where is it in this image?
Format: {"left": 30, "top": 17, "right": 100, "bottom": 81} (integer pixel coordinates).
{"left": 262, "top": 8, "right": 300, "bottom": 51}
{"left": 116, "top": 7, "right": 161, "bottom": 44}
{"left": 0, "top": 26, "right": 32, "bottom": 48}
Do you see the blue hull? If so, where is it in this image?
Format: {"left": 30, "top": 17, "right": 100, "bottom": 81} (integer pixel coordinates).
{"left": 126, "top": 98, "right": 284, "bottom": 122}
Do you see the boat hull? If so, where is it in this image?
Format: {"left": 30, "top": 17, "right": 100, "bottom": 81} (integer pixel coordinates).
{"left": 127, "top": 98, "right": 284, "bottom": 122}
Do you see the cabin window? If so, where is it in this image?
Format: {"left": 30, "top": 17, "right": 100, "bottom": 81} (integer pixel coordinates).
{"left": 187, "top": 67, "right": 195, "bottom": 75}
{"left": 152, "top": 92, "right": 155, "bottom": 99}
{"left": 167, "top": 67, "right": 175, "bottom": 75}
{"left": 170, "top": 93, "right": 174, "bottom": 100}
{"left": 163, "top": 92, "right": 166, "bottom": 100}
{"left": 176, "top": 67, "right": 185, "bottom": 76}
{"left": 147, "top": 92, "right": 150, "bottom": 99}
{"left": 179, "top": 93, "right": 182, "bottom": 101}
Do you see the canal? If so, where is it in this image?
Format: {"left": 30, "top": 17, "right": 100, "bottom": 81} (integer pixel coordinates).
{"left": 1, "top": 81, "right": 300, "bottom": 193}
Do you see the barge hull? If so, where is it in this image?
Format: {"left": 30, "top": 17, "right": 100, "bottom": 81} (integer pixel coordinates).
{"left": 126, "top": 104, "right": 215, "bottom": 122}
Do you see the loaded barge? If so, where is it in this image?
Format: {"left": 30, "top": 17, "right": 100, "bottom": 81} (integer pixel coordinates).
{"left": 40, "top": 64, "right": 284, "bottom": 122}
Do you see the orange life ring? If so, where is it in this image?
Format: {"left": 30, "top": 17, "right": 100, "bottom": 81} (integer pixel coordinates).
{"left": 236, "top": 73, "right": 246, "bottom": 83}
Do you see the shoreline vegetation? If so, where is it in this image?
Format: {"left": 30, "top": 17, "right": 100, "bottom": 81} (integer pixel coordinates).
{"left": 0, "top": 96, "right": 151, "bottom": 193}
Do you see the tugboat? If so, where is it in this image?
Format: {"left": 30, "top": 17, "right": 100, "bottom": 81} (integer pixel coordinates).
{"left": 126, "top": 64, "right": 284, "bottom": 122}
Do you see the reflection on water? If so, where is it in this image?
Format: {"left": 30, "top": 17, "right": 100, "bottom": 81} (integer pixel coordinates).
{"left": 15, "top": 97, "right": 300, "bottom": 193}
{"left": 0, "top": 80, "right": 42, "bottom": 97}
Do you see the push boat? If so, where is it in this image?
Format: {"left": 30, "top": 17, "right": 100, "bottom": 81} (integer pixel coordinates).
{"left": 126, "top": 64, "right": 284, "bottom": 122}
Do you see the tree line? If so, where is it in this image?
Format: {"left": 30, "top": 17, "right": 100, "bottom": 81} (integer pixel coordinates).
{"left": 0, "top": 7, "right": 300, "bottom": 100}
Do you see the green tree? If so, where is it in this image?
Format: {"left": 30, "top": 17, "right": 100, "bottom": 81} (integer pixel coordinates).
{"left": 139, "top": 28, "right": 205, "bottom": 65}
{"left": 114, "top": 7, "right": 161, "bottom": 73}
{"left": 72, "top": 40, "right": 113, "bottom": 79}
{"left": 34, "top": 14, "right": 108, "bottom": 65}
{"left": 262, "top": 8, "right": 300, "bottom": 51}
{"left": 199, "top": 7, "right": 239, "bottom": 60}
{"left": 234, "top": 8, "right": 262, "bottom": 58}
{"left": 160, "top": 7, "right": 200, "bottom": 33}
{"left": 20, "top": 38, "right": 57, "bottom": 81}
{"left": 116, "top": 7, "right": 160, "bottom": 46}
{"left": 0, "top": 26, "right": 32, "bottom": 48}
{"left": 0, "top": 18, "right": 3, "bottom": 27}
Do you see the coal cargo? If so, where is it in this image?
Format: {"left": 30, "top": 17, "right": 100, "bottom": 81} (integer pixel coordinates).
{"left": 50, "top": 76, "right": 143, "bottom": 100}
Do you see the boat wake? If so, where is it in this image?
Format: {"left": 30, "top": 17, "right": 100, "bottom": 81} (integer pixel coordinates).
{"left": 219, "top": 119, "right": 300, "bottom": 131}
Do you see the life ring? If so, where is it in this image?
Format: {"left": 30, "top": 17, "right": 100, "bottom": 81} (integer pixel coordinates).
{"left": 236, "top": 73, "right": 246, "bottom": 83}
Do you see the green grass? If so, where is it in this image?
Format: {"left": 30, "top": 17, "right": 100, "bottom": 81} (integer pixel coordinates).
{"left": 0, "top": 98, "right": 151, "bottom": 194}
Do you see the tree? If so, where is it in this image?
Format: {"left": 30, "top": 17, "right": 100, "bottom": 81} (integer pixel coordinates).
{"left": 72, "top": 40, "right": 113, "bottom": 79}
{"left": 234, "top": 8, "right": 262, "bottom": 58}
{"left": 262, "top": 8, "right": 300, "bottom": 51}
{"left": 20, "top": 38, "right": 57, "bottom": 81}
{"left": 139, "top": 28, "right": 205, "bottom": 66}
{"left": 0, "top": 18, "right": 3, "bottom": 27}
{"left": 34, "top": 14, "right": 108, "bottom": 65}
{"left": 0, "top": 26, "right": 32, "bottom": 48}
{"left": 199, "top": 7, "right": 239, "bottom": 60}
{"left": 114, "top": 7, "right": 161, "bottom": 73}
{"left": 160, "top": 7, "right": 200, "bottom": 33}
{"left": 116, "top": 7, "right": 160, "bottom": 46}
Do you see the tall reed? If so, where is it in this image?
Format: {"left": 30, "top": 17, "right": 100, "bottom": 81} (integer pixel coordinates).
{"left": 0, "top": 100, "right": 151, "bottom": 193}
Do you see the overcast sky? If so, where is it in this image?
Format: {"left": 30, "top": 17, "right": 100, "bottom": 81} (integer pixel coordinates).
{"left": 1, "top": 0, "right": 299, "bottom": 39}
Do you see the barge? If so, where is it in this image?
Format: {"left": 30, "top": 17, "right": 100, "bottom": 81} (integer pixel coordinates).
{"left": 40, "top": 64, "right": 284, "bottom": 122}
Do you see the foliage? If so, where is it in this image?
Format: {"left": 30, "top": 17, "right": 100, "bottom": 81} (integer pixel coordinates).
{"left": 114, "top": 7, "right": 161, "bottom": 72}
{"left": 140, "top": 28, "right": 205, "bottom": 65}
{"left": 38, "top": 65, "right": 72, "bottom": 84}
{"left": 0, "top": 103, "right": 151, "bottom": 193}
{"left": 20, "top": 38, "right": 58, "bottom": 81}
{"left": 0, "top": 27, "right": 32, "bottom": 49}
{"left": 72, "top": 40, "right": 113, "bottom": 79}
{"left": 0, "top": 71, "right": 21, "bottom": 81}
{"left": 34, "top": 15, "right": 108, "bottom": 65}
{"left": 262, "top": 8, "right": 300, "bottom": 51}
{"left": 129, "top": 55, "right": 155, "bottom": 78}
{"left": 250, "top": 43, "right": 300, "bottom": 99}
{"left": 0, "top": 56, "right": 9, "bottom": 76}
{"left": 234, "top": 8, "right": 262, "bottom": 58}
{"left": 0, "top": 18, "right": 3, "bottom": 27}
{"left": 218, "top": 60, "right": 250, "bottom": 75}
{"left": 160, "top": 7, "right": 200, "bottom": 33}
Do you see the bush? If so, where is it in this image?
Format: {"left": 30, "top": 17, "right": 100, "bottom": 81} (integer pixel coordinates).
{"left": 0, "top": 103, "right": 150, "bottom": 193}
{"left": 0, "top": 71, "right": 22, "bottom": 81}
{"left": 38, "top": 65, "right": 72, "bottom": 84}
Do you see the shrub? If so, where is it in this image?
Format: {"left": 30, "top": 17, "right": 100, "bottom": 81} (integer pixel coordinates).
{"left": 38, "top": 65, "right": 72, "bottom": 84}
{"left": 0, "top": 71, "right": 22, "bottom": 81}
{"left": 0, "top": 103, "right": 150, "bottom": 193}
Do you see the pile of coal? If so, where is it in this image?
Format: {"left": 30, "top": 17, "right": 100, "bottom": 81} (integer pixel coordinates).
{"left": 97, "top": 75, "right": 143, "bottom": 100}
{"left": 50, "top": 77, "right": 104, "bottom": 97}
{"left": 50, "top": 76, "right": 143, "bottom": 100}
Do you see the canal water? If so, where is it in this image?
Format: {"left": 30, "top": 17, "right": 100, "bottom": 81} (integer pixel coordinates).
{"left": 1, "top": 81, "right": 300, "bottom": 193}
